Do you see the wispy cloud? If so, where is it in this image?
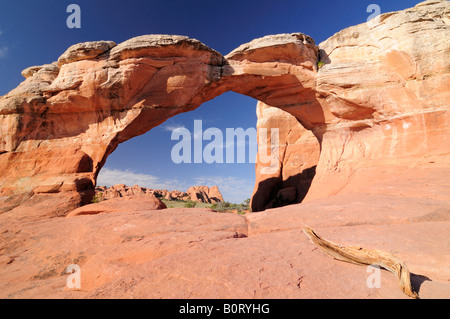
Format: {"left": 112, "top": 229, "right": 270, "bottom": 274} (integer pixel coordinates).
{"left": 97, "top": 167, "right": 188, "bottom": 191}
{"left": 161, "top": 119, "right": 186, "bottom": 132}
{"left": 0, "top": 30, "right": 7, "bottom": 59}
{"left": 0, "top": 46, "right": 8, "bottom": 59}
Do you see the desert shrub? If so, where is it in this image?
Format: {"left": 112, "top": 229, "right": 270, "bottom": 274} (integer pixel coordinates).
{"left": 91, "top": 192, "right": 103, "bottom": 203}
{"left": 241, "top": 198, "right": 250, "bottom": 210}
{"left": 211, "top": 201, "right": 232, "bottom": 212}
{"left": 212, "top": 202, "right": 226, "bottom": 212}
{"left": 184, "top": 200, "right": 197, "bottom": 208}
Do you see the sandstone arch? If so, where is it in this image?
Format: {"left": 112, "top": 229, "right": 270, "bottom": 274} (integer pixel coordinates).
{"left": 1, "top": 0, "right": 449, "bottom": 217}
{"left": 0, "top": 33, "right": 325, "bottom": 216}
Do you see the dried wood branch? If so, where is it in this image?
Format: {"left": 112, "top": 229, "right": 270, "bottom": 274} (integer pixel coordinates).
{"left": 303, "top": 226, "right": 419, "bottom": 299}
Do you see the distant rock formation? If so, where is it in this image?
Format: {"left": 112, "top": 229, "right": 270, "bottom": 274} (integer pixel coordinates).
{"left": 94, "top": 184, "right": 224, "bottom": 204}
{"left": 186, "top": 185, "right": 224, "bottom": 203}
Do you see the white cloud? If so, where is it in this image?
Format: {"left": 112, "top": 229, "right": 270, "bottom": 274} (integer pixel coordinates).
{"left": 0, "top": 30, "right": 7, "bottom": 58}
{"left": 160, "top": 118, "right": 186, "bottom": 132}
{"left": 163, "top": 123, "right": 186, "bottom": 132}
{"left": 0, "top": 46, "right": 8, "bottom": 59}
{"left": 97, "top": 167, "right": 188, "bottom": 191}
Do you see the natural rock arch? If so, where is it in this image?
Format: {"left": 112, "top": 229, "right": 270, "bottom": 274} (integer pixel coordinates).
{"left": 1, "top": 0, "right": 449, "bottom": 217}
{"left": 0, "top": 33, "right": 324, "bottom": 215}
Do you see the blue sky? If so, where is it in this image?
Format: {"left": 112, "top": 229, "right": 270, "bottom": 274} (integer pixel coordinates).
{"left": 0, "top": 0, "right": 422, "bottom": 203}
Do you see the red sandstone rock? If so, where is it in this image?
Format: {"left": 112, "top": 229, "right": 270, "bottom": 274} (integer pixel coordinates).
{"left": 187, "top": 185, "right": 224, "bottom": 204}
{"left": 57, "top": 41, "right": 117, "bottom": 67}
{"left": 306, "top": 0, "right": 450, "bottom": 202}
{"left": 208, "top": 185, "right": 225, "bottom": 203}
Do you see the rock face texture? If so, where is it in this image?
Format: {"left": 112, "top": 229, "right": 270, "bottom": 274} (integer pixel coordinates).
{"left": 94, "top": 184, "right": 224, "bottom": 204}
{"left": 0, "top": 0, "right": 449, "bottom": 299}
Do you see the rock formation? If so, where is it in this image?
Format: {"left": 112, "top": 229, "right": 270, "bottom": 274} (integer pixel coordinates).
{"left": 94, "top": 184, "right": 224, "bottom": 204}
{"left": 0, "top": 0, "right": 449, "bottom": 299}
{"left": 307, "top": 0, "right": 450, "bottom": 203}
{"left": 95, "top": 185, "right": 150, "bottom": 201}
{"left": 186, "top": 185, "right": 224, "bottom": 204}
{"left": 0, "top": 0, "right": 448, "bottom": 217}
{"left": 1, "top": 176, "right": 449, "bottom": 298}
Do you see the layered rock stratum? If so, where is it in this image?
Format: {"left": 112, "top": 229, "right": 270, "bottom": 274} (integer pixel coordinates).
{"left": 0, "top": 0, "right": 449, "bottom": 299}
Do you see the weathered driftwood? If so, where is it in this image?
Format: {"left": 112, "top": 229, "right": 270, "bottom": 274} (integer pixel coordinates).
{"left": 302, "top": 226, "right": 419, "bottom": 299}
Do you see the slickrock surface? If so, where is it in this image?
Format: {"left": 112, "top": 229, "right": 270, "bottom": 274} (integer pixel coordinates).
{"left": 0, "top": 170, "right": 448, "bottom": 298}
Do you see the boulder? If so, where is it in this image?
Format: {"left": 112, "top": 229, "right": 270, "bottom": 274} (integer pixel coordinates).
{"left": 66, "top": 195, "right": 166, "bottom": 217}
{"left": 208, "top": 185, "right": 224, "bottom": 203}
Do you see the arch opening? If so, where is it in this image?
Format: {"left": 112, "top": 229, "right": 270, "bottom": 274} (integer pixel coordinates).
{"left": 0, "top": 33, "right": 325, "bottom": 216}
{"left": 97, "top": 92, "right": 259, "bottom": 206}
{"left": 95, "top": 91, "right": 321, "bottom": 212}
